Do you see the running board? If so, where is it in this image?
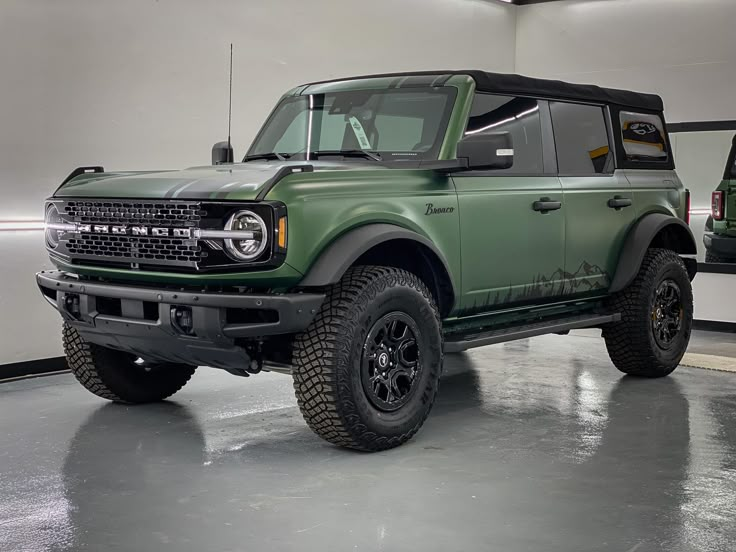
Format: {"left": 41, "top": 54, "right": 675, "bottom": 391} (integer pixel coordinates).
{"left": 444, "top": 313, "right": 620, "bottom": 353}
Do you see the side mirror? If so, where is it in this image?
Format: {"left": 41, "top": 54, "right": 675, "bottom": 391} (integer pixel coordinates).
{"left": 212, "top": 141, "right": 234, "bottom": 165}
{"left": 456, "top": 131, "right": 513, "bottom": 170}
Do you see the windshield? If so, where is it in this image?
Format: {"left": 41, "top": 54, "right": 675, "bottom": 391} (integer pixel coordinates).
{"left": 247, "top": 87, "right": 457, "bottom": 162}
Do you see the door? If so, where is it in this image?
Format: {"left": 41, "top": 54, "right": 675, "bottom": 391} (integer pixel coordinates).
{"left": 454, "top": 95, "right": 565, "bottom": 316}
{"left": 550, "top": 101, "right": 636, "bottom": 294}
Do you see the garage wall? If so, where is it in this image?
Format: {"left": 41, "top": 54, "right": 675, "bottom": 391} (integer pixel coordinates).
{"left": 0, "top": 0, "right": 518, "bottom": 366}
{"left": 515, "top": 0, "right": 736, "bottom": 324}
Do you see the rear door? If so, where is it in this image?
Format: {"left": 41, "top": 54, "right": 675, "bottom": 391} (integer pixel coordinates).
{"left": 551, "top": 101, "right": 636, "bottom": 294}
{"left": 453, "top": 94, "right": 565, "bottom": 315}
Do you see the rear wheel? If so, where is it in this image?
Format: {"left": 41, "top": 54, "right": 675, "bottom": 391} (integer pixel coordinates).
{"left": 292, "top": 266, "right": 443, "bottom": 451}
{"left": 63, "top": 324, "right": 196, "bottom": 403}
{"left": 603, "top": 249, "right": 693, "bottom": 377}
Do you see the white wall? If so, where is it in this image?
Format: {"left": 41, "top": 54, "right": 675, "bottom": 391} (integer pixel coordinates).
{"left": 0, "top": 0, "right": 517, "bottom": 365}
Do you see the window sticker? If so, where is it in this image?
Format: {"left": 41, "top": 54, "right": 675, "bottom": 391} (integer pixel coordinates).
{"left": 348, "top": 116, "right": 372, "bottom": 150}
{"left": 620, "top": 111, "right": 667, "bottom": 160}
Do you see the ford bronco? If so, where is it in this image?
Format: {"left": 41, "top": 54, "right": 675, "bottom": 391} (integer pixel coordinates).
{"left": 38, "top": 71, "right": 697, "bottom": 451}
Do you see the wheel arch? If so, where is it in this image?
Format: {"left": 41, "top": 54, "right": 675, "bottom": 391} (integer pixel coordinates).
{"left": 298, "top": 223, "right": 456, "bottom": 317}
{"left": 609, "top": 213, "right": 697, "bottom": 293}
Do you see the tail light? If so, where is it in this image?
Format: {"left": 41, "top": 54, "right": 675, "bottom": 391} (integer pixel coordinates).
{"left": 685, "top": 189, "right": 691, "bottom": 225}
{"left": 712, "top": 191, "right": 725, "bottom": 221}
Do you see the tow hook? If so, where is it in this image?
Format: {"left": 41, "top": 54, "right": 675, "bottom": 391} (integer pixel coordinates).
{"left": 171, "top": 306, "right": 195, "bottom": 336}
{"left": 245, "top": 341, "right": 263, "bottom": 374}
{"left": 64, "top": 293, "right": 82, "bottom": 320}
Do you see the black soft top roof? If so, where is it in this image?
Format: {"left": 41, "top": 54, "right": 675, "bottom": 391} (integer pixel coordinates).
{"left": 304, "top": 70, "right": 664, "bottom": 113}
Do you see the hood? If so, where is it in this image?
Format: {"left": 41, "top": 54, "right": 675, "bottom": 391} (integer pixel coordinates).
{"left": 54, "top": 160, "right": 382, "bottom": 201}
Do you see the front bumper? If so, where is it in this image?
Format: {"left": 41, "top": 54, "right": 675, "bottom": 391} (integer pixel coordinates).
{"left": 703, "top": 232, "right": 736, "bottom": 258}
{"left": 37, "top": 270, "right": 324, "bottom": 370}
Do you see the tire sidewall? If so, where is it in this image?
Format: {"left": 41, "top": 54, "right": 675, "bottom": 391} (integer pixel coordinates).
{"left": 340, "top": 274, "right": 442, "bottom": 440}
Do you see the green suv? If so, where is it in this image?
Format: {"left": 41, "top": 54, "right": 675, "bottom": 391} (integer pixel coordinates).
{"left": 38, "top": 71, "right": 697, "bottom": 451}
{"left": 704, "top": 134, "right": 736, "bottom": 263}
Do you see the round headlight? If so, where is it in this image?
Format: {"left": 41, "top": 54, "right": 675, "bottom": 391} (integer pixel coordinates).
{"left": 224, "top": 210, "right": 268, "bottom": 261}
{"left": 45, "top": 204, "right": 62, "bottom": 249}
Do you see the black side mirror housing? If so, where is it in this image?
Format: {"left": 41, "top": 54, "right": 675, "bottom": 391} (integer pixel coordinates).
{"left": 456, "top": 131, "right": 513, "bottom": 170}
{"left": 212, "top": 141, "right": 234, "bottom": 165}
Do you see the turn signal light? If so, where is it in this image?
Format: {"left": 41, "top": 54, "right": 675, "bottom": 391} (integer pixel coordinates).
{"left": 712, "top": 191, "right": 725, "bottom": 221}
{"left": 277, "top": 216, "right": 287, "bottom": 249}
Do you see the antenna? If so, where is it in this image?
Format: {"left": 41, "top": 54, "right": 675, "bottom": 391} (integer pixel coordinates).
{"left": 227, "top": 43, "right": 233, "bottom": 162}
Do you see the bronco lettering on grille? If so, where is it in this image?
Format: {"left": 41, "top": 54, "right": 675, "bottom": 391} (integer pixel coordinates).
{"left": 82, "top": 225, "right": 191, "bottom": 238}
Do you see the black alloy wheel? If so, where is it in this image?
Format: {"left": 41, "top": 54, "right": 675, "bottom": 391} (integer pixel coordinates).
{"left": 361, "top": 312, "right": 422, "bottom": 412}
{"left": 651, "top": 279, "right": 683, "bottom": 350}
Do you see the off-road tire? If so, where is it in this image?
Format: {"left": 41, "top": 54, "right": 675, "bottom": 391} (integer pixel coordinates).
{"left": 63, "top": 324, "right": 196, "bottom": 403}
{"left": 292, "top": 266, "right": 443, "bottom": 451}
{"left": 706, "top": 251, "right": 734, "bottom": 264}
{"left": 602, "top": 248, "right": 693, "bottom": 378}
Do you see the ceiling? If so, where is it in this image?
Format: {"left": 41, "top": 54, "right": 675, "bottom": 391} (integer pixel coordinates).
{"left": 509, "top": 0, "right": 564, "bottom": 5}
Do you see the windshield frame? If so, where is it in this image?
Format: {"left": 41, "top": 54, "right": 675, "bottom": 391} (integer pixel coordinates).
{"left": 245, "top": 85, "right": 459, "bottom": 164}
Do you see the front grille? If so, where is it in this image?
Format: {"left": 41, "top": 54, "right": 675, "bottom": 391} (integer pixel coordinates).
{"left": 66, "top": 234, "right": 202, "bottom": 264}
{"left": 55, "top": 199, "right": 204, "bottom": 269}
{"left": 63, "top": 200, "right": 201, "bottom": 227}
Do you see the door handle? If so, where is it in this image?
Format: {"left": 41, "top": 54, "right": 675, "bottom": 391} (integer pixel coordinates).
{"left": 607, "top": 196, "right": 633, "bottom": 210}
{"left": 532, "top": 198, "right": 562, "bottom": 213}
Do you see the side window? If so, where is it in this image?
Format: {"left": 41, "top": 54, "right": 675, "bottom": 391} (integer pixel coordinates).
{"left": 619, "top": 111, "right": 668, "bottom": 162}
{"left": 550, "top": 102, "right": 612, "bottom": 175}
{"left": 465, "top": 94, "right": 543, "bottom": 174}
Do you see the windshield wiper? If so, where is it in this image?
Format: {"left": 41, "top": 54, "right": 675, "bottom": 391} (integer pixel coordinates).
{"left": 310, "top": 150, "right": 382, "bottom": 162}
{"left": 243, "top": 152, "right": 290, "bottom": 162}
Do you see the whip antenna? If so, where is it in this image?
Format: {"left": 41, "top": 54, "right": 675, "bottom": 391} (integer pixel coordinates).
{"left": 227, "top": 43, "right": 233, "bottom": 162}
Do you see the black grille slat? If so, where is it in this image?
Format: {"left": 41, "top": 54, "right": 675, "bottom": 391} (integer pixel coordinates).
{"left": 58, "top": 199, "right": 204, "bottom": 268}
{"left": 67, "top": 235, "right": 201, "bottom": 263}
{"left": 63, "top": 200, "right": 201, "bottom": 227}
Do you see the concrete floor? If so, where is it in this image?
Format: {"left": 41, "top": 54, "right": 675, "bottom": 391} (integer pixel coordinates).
{"left": 1, "top": 332, "right": 736, "bottom": 552}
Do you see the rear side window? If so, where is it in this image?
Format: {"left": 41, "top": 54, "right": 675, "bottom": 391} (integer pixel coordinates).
{"left": 465, "top": 94, "right": 544, "bottom": 174}
{"left": 619, "top": 111, "right": 669, "bottom": 163}
{"left": 550, "top": 102, "right": 613, "bottom": 175}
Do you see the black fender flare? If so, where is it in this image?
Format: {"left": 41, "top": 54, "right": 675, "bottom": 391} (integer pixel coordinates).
{"left": 299, "top": 223, "right": 456, "bottom": 293}
{"left": 609, "top": 213, "right": 697, "bottom": 293}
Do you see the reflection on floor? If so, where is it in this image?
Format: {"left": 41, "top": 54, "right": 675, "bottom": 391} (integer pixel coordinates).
{"left": 1, "top": 331, "right": 736, "bottom": 552}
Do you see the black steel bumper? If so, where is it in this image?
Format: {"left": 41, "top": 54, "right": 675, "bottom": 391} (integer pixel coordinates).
{"left": 36, "top": 270, "right": 324, "bottom": 370}
{"left": 704, "top": 232, "right": 736, "bottom": 258}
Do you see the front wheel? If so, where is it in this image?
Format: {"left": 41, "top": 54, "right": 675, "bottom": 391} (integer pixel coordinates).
{"left": 63, "top": 324, "right": 197, "bottom": 403}
{"left": 603, "top": 249, "right": 693, "bottom": 377}
{"left": 292, "top": 266, "right": 443, "bottom": 451}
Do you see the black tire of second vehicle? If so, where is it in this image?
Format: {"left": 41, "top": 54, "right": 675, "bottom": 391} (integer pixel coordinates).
{"left": 63, "top": 323, "right": 196, "bottom": 403}
{"left": 292, "top": 266, "right": 443, "bottom": 451}
{"left": 602, "top": 248, "right": 693, "bottom": 377}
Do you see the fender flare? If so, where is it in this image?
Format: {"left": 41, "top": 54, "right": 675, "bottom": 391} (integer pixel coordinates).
{"left": 299, "top": 223, "right": 456, "bottom": 293}
{"left": 609, "top": 213, "right": 697, "bottom": 293}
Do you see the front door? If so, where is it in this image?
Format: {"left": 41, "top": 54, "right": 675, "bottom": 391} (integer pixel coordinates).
{"left": 549, "top": 101, "right": 636, "bottom": 293}
{"left": 454, "top": 95, "right": 565, "bottom": 316}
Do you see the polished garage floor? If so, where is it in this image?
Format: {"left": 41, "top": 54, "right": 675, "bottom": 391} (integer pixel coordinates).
{"left": 1, "top": 332, "right": 736, "bottom": 552}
